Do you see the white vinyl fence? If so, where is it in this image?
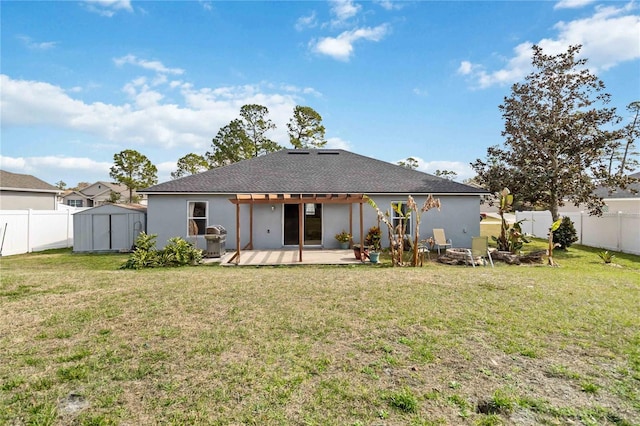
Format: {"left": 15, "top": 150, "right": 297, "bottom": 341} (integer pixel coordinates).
{"left": 516, "top": 210, "right": 640, "bottom": 255}
{"left": 0, "top": 207, "right": 88, "bottom": 256}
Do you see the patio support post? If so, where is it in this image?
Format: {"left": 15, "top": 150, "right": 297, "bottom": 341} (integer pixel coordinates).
{"left": 249, "top": 203, "right": 254, "bottom": 250}
{"left": 349, "top": 203, "right": 353, "bottom": 248}
{"left": 236, "top": 203, "right": 240, "bottom": 264}
{"left": 359, "top": 202, "right": 364, "bottom": 262}
{"left": 298, "top": 203, "right": 304, "bottom": 262}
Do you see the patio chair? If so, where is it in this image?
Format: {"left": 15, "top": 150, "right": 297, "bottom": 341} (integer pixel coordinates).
{"left": 466, "top": 236, "right": 494, "bottom": 268}
{"left": 432, "top": 228, "right": 452, "bottom": 254}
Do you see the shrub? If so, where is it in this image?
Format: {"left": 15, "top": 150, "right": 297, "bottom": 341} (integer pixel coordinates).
{"left": 163, "top": 237, "right": 203, "bottom": 266}
{"left": 121, "top": 247, "right": 160, "bottom": 270}
{"left": 121, "top": 233, "right": 202, "bottom": 269}
{"left": 597, "top": 250, "right": 615, "bottom": 264}
{"left": 552, "top": 217, "right": 578, "bottom": 250}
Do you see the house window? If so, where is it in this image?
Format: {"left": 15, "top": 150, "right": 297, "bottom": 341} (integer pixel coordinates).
{"left": 188, "top": 201, "right": 207, "bottom": 236}
{"left": 68, "top": 200, "right": 83, "bottom": 207}
{"left": 391, "top": 201, "right": 412, "bottom": 236}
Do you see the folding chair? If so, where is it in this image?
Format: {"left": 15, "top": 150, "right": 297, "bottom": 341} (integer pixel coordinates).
{"left": 466, "top": 236, "right": 494, "bottom": 268}
{"left": 432, "top": 228, "right": 452, "bottom": 254}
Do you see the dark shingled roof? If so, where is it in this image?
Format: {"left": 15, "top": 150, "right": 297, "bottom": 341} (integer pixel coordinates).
{"left": 143, "top": 149, "right": 487, "bottom": 195}
{"left": 0, "top": 170, "right": 59, "bottom": 192}
{"left": 593, "top": 171, "right": 640, "bottom": 199}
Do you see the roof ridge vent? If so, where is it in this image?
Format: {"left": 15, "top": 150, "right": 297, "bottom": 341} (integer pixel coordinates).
{"left": 318, "top": 151, "right": 340, "bottom": 155}
{"left": 288, "top": 151, "right": 310, "bottom": 155}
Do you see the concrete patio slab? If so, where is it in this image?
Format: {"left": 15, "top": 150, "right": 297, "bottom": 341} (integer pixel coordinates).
{"left": 205, "top": 249, "right": 368, "bottom": 266}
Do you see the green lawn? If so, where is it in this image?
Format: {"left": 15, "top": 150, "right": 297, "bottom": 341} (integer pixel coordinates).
{"left": 1, "top": 246, "right": 639, "bottom": 425}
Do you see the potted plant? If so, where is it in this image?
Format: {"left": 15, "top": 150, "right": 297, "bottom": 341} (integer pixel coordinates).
{"left": 365, "top": 226, "right": 382, "bottom": 264}
{"left": 334, "top": 230, "right": 351, "bottom": 249}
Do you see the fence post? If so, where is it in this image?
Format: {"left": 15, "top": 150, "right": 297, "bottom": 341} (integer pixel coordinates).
{"left": 67, "top": 209, "right": 72, "bottom": 248}
{"left": 578, "top": 212, "right": 583, "bottom": 244}
{"left": 27, "top": 209, "right": 33, "bottom": 253}
{"left": 617, "top": 212, "right": 622, "bottom": 251}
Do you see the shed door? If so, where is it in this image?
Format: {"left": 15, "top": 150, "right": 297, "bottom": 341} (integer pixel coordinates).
{"left": 92, "top": 215, "right": 111, "bottom": 250}
{"left": 111, "top": 214, "right": 129, "bottom": 250}
{"left": 92, "top": 214, "right": 129, "bottom": 250}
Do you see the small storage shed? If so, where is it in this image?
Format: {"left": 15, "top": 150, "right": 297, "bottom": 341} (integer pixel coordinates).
{"left": 73, "top": 204, "right": 146, "bottom": 253}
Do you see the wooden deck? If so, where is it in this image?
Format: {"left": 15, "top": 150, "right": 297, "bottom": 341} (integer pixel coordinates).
{"left": 207, "top": 249, "right": 367, "bottom": 266}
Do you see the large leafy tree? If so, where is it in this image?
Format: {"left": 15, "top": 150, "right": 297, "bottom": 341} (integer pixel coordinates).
{"left": 397, "top": 157, "right": 419, "bottom": 170}
{"left": 471, "top": 44, "right": 628, "bottom": 220}
{"left": 206, "top": 104, "right": 281, "bottom": 167}
{"left": 239, "top": 104, "right": 282, "bottom": 156}
{"left": 287, "top": 105, "right": 326, "bottom": 149}
{"left": 206, "top": 119, "right": 253, "bottom": 167}
{"left": 109, "top": 149, "right": 157, "bottom": 202}
{"left": 171, "top": 153, "right": 209, "bottom": 179}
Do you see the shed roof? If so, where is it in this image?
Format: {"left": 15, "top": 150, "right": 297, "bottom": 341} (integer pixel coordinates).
{"left": 142, "top": 149, "right": 486, "bottom": 195}
{"left": 73, "top": 203, "right": 147, "bottom": 215}
{"left": 0, "top": 170, "right": 59, "bottom": 193}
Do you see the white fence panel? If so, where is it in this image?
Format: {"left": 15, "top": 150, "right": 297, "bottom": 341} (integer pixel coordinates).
{"left": 0, "top": 208, "right": 87, "bottom": 256}
{"left": 516, "top": 210, "right": 640, "bottom": 255}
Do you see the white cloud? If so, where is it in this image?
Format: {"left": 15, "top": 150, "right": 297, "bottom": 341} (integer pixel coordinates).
{"left": 312, "top": 24, "right": 389, "bottom": 61}
{"left": 295, "top": 11, "right": 317, "bottom": 31}
{"left": 376, "top": 0, "right": 404, "bottom": 11}
{"left": 156, "top": 160, "right": 178, "bottom": 176}
{"left": 460, "top": 3, "right": 640, "bottom": 88}
{"left": 457, "top": 60, "right": 474, "bottom": 75}
{"left": 325, "top": 137, "right": 352, "bottom": 150}
{"left": 114, "top": 55, "right": 185, "bottom": 75}
{"left": 554, "top": 0, "right": 596, "bottom": 10}
{"left": 413, "top": 87, "right": 428, "bottom": 97}
{"left": 330, "top": 0, "right": 361, "bottom": 26}
{"left": 16, "top": 35, "right": 57, "bottom": 50}
{"left": 82, "top": 0, "right": 133, "bottom": 17}
{"left": 0, "top": 155, "right": 111, "bottom": 175}
{"left": 199, "top": 0, "right": 213, "bottom": 12}
{"left": 0, "top": 74, "right": 303, "bottom": 153}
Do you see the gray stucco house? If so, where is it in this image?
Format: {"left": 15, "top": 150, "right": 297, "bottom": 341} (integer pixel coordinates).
{"left": 140, "top": 149, "right": 487, "bottom": 253}
{"left": 0, "top": 170, "right": 60, "bottom": 210}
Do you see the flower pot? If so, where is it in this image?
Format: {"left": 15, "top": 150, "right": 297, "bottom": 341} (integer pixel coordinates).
{"left": 339, "top": 241, "right": 349, "bottom": 249}
{"left": 369, "top": 252, "right": 380, "bottom": 264}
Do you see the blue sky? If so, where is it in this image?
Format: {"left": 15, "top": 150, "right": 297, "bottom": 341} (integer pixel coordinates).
{"left": 1, "top": 0, "right": 639, "bottom": 186}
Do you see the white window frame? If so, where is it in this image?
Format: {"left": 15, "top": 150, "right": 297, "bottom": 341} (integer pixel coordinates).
{"left": 68, "top": 199, "right": 83, "bottom": 207}
{"left": 187, "top": 201, "right": 208, "bottom": 236}
{"left": 391, "top": 201, "right": 412, "bottom": 237}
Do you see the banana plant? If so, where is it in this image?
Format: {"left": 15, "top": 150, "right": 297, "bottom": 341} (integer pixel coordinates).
{"left": 492, "top": 188, "right": 514, "bottom": 252}
{"left": 547, "top": 218, "right": 562, "bottom": 266}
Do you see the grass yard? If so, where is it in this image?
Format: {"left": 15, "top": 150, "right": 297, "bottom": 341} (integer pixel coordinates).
{"left": 1, "top": 245, "right": 639, "bottom": 425}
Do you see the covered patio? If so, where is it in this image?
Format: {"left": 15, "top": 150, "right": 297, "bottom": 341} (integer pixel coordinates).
{"left": 215, "top": 248, "right": 364, "bottom": 266}
{"left": 227, "top": 193, "right": 367, "bottom": 265}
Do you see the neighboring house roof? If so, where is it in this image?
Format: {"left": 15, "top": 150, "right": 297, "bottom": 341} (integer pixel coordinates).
{"left": 593, "top": 171, "right": 640, "bottom": 199}
{"left": 81, "top": 181, "right": 129, "bottom": 196}
{"left": 0, "top": 170, "right": 59, "bottom": 193}
{"left": 62, "top": 190, "right": 90, "bottom": 200}
{"left": 142, "top": 149, "right": 487, "bottom": 195}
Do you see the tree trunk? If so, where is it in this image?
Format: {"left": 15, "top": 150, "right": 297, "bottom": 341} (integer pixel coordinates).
{"left": 549, "top": 197, "right": 560, "bottom": 222}
{"left": 549, "top": 156, "right": 560, "bottom": 221}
